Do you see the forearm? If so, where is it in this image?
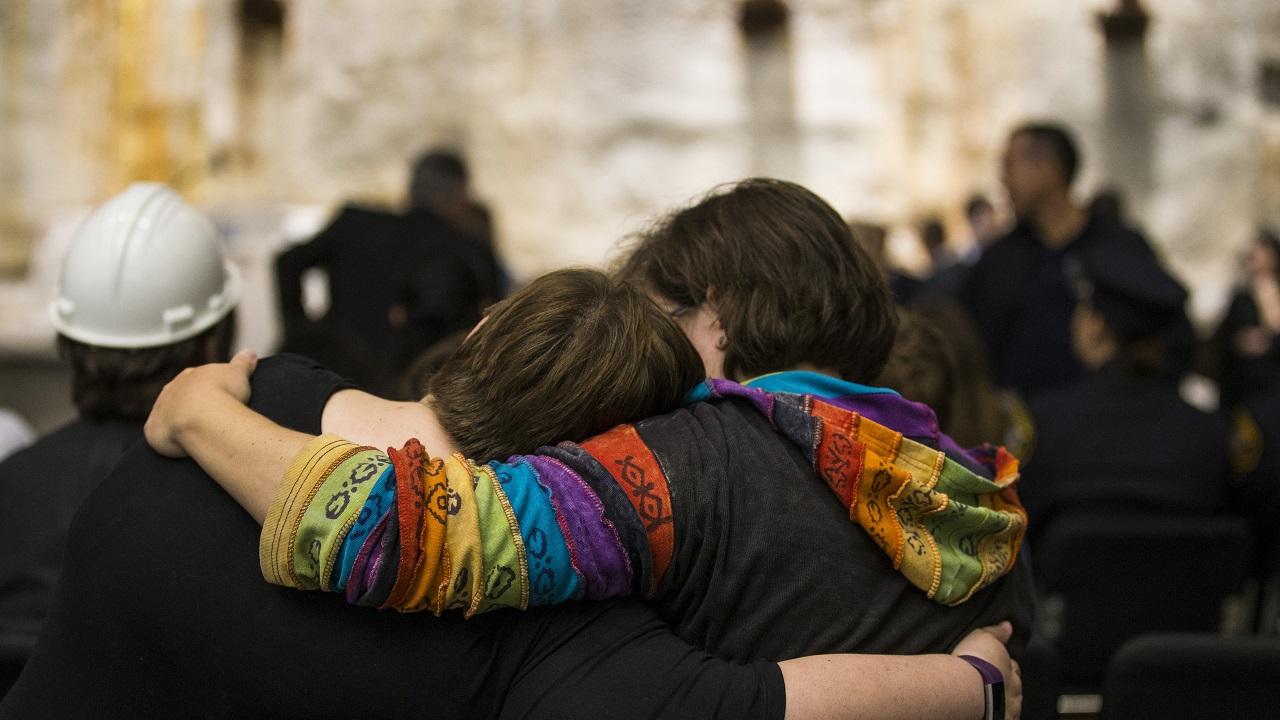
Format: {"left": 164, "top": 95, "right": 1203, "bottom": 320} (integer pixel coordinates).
{"left": 779, "top": 654, "right": 983, "bottom": 720}
{"left": 175, "top": 390, "right": 312, "bottom": 524}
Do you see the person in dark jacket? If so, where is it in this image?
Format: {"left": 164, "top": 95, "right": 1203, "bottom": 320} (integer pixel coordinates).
{"left": 276, "top": 150, "right": 503, "bottom": 394}
{"left": 1019, "top": 240, "right": 1233, "bottom": 539}
{"left": 962, "top": 122, "right": 1166, "bottom": 397}
{"left": 1209, "top": 228, "right": 1280, "bottom": 410}
{"left": 0, "top": 184, "right": 238, "bottom": 674}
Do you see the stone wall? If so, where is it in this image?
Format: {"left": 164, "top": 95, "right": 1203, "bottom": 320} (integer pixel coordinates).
{"left": 1, "top": 0, "right": 1278, "bottom": 348}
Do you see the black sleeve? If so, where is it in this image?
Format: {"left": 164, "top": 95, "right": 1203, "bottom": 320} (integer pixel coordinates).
{"left": 248, "top": 353, "right": 359, "bottom": 434}
{"left": 500, "top": 600, "right": 786, "bottom": 720}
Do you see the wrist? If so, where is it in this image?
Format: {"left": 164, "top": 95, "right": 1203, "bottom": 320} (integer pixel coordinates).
{"left": 957, "top": 655, "right": 1004, "bottom": 720}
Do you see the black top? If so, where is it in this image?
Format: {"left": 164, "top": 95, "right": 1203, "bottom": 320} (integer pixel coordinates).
{"left": 640, "top": 398, "right": 1038, "bottom": 662}
{"left": 1020, "top": 363, "right": 1232, "bottom": 539}
{"left": 0, "top": 355, "right": 783, "bottom": 719}
{"left": 0, "top": 417, "right": 143, "bottom": 645}
{"left": 1210, "top": 289, "right": 1280, "bottom": 410}
{"left": 275, "top": 205, "right": 496, "bottom": 393}
{"left": 962, "top": 215, "right": 1156, "bottom": 396}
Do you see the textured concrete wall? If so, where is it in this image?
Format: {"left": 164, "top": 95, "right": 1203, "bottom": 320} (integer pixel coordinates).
{"left": 1, "top": 0, "right": 1277, "bottom": 351}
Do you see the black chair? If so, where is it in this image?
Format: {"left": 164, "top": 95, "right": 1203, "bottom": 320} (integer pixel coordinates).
{"left": 0, "top": 633, "right": 33, "bottom": 701}
{"left": 1100, "top": 633, "right": 1280, "bottom": 719}
{"left": 1035, "top": 512, "right": 1252, "bottom": 688}
{"left": 1016, "top": 635, "right": 1063, "bottom": 720}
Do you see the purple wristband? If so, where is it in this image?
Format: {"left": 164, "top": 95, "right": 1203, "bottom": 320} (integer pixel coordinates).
{"left": 958, "top": 655, "right": 1005, "bottom": 720}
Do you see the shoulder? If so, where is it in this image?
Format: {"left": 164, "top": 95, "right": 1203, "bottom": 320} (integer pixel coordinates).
{"left": 250, "top": 354, "right": 358, "bottom": 434}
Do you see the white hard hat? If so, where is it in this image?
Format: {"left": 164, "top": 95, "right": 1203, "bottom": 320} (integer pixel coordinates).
{"left": 49, "top": 182, "right": 241, "bottom": 349}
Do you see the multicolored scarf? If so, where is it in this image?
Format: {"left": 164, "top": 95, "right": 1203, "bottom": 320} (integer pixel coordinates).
{"left": 259, "top": 373, "right": 1026, "bottom": 611}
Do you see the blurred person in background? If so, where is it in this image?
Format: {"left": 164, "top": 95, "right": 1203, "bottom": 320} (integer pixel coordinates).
{"left": 961, "top": 194, "right": 1002, "bottom": 265}
{"left": 914, "top": 216, "right": 967, "bottom": 302}
{"left": 850, "top": 218, "right": 921, "bottom": 304}
{"left": 1017, "top": 240, "right": 1231, "bottom": 540}
{"left": 0, "top": 183, "right": 238, "bottom": 664}
{"left": 962, "top": 122, "right": 1165, "bottom": 398}
{"left": 276, "top": 148, "right": 502, "bottom": 395}
{"left": 1209, "top": 228, "right": 1280, "bottom": 411}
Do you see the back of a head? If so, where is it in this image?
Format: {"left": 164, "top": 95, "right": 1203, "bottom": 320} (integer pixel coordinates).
{"left": 617, "top": 178, "right": 897, "bottom": 382}
{"left": 428, "top": 268, "right": 705, "bottom": 460}
{"left": 50, "top": 183, "right": 240, "bottom": 421}
{"left": 409, "top": 149, "right": 469, "bottom": 208}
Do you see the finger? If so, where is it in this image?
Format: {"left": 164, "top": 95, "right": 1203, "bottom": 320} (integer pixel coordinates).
{"left": 230, "top": 349, "right": 259, "bottom": 375}
{"left": 978, "top": 620, "right": 1014, "bottom": 644}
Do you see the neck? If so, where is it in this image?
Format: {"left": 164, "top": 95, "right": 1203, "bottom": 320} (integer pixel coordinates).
{"left": 1033, "top": 193, "right": 1085, "bottom": 250}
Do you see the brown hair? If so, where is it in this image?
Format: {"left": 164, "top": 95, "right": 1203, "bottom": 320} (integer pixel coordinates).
{"left": 874, "top": 308, "right": 958, "bottom": 431}
{"left": 617, "top": 178, "right": 897, "bottom": 382}
{"left": 428, "top": 268, "right": 704, "bottom": 460}
{"left": 58, "top": 314, "right": 235, "bottom": 422}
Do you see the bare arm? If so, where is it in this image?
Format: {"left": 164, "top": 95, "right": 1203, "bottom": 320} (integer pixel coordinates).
{"left": 145, "top": 351, "right": 309, "bottom": 524}
{"left": 781, "top": 622, "right": 1020, "bottom": 720}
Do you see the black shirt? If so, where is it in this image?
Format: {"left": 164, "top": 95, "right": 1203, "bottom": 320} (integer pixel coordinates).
{"left": 0, "top": 417, "right": 142, "bottom": 646}
{"left": 1020, "top": 363, "right": 1232, "bottom": 538}
{"left": 962, "top": 215, "right": 1155, "bottom": 396}
{"left": 640, "top": 398, "right": 1038, "bottom": 662}
{"left": 0, "top": 355, "right": 782, "bottom": 719}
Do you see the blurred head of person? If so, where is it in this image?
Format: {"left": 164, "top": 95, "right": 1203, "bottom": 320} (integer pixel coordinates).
{"left": 918, "top": 217, "right": 948, "bottom": 266}
{"left": 849, "top": 219, "right": 890, "bottom": 268}
{"left": 1246, "top": 228, "right": 1280, "bottom": 280}
{"left": 409, "top": 148, "right": 469, "bottom": 210}
{"left": 1088, "top": 188, "right": 1126, "bottom": 226}
{"left": 1069, "top": 243, "right": 1188, "bottom": 378}
{"left": 964, "top": 195, "right": 999, "bottom": 248}
{"left": 428, "top": 268, "right": 704, "bottom": 460}
{"left": 616, "top": 178, "right": 897, "bottom": 383}
{"left": 1002, "top": 122, "right": 1079, "bottom": 220}
{"left": 875, "top": 307, "right": 958, "bottom": 430}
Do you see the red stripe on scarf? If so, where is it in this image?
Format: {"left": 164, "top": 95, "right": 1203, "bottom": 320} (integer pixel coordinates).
{"left": 581, "top": 425, "right": 674, "bottom": 595}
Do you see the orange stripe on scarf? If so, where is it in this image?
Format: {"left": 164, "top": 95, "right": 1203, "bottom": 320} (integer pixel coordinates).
{"left": 581, "top": 425, "right": 674, "bottom": 594}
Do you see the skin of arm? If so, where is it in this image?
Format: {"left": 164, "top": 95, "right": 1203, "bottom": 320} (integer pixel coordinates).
{"left": 146, "top": 356, "right": 455, "bottom": 524}
{"left": 145, "top": 352, "right": 308, "bottom": 524}
{"left": 781, "top": 622, "right": 1020, "bottom": 720}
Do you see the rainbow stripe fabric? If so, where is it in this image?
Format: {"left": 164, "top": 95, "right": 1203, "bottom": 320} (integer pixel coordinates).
{"left": 259, "top": 372, "right": 1026, "bottom": 611}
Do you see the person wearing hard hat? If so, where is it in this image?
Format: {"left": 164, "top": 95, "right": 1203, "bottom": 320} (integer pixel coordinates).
{"left": 0, "top": 183, "right": 239, "bottom": 668}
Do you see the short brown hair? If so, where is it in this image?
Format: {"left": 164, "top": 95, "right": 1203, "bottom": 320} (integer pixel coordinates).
{"left": 617, "top": 178, "right": 897, "bottom": 382}
{"left": 428, "top": 268, "right": 705, "bottom": 460}
{"left": 58, "top": 314, "right": 235, "bottom": 422}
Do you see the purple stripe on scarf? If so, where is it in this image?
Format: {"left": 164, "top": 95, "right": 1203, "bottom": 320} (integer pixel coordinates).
{"left": 703, "top": 377, "right": 991, "bottom": 476}
{"left": 704, "top": 378, "right": 775, "bottom": 419}
{"left": 346, "top": 510, "right": 391, "bottom": 603}
{"left": 526, "top": 454, "right": 632, "bottom": 600}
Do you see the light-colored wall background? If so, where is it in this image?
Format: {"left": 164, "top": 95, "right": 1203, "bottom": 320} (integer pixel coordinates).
{"left": 1, "top": 1, "right": 1278, "bottom": 395}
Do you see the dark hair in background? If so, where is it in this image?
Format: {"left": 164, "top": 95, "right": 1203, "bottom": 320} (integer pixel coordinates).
{"left": 965, "top": 195, "right": 992, "bottom": 220}
{"left": 874, "top": 307, "right": 958, "bottom": 430}
{"left": 429, "top": 268, "right": 704, "bottom": 460}
{"left": 1011, "top": 122, "right": 1080, "bottom": 187}
{"left": 877, "top": 300, "right": 1016, "bottom": 450}
{"left": 1257, "top": 227, "right": 1280, "bottom": 280}
{"left": 57, "top": 314, "right": 235, "bottom": 422}
{"left": 409, "top": 149, "right": 469, "bottom": 209}
{"left": 617, "top": 178, "right": 898, "bottom": 383}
